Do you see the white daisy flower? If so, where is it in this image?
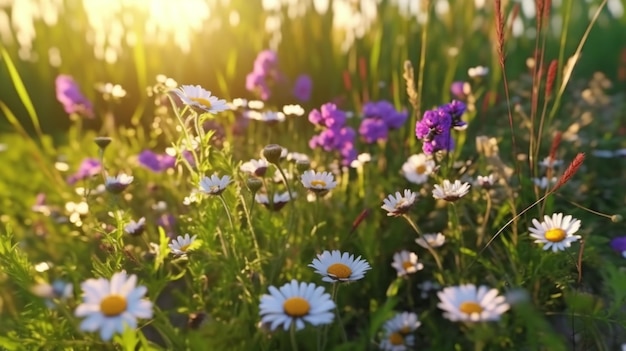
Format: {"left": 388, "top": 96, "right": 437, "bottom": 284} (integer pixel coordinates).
{"left": 539, "top": 156, "right": 563, "bottom": 169}
{"left": 74, "top": 271, "right": 153, "bottom": 341}
{"left": 240, "top": 158, "right": 269, "bottom": 177}
{"left": 183, "top": 190, "right": 202, "bottom": 205}
{"left": 528, "top": 213, "right": 582, "bottom": 252}
{"left": 401, "top": 154, "right": 435, "bottom": 184}
{"left": 124, "top": 217, "right": 146, "bottom": 236}
{"left": 301, "top": 170, "right": 337, "bottom": 194}
{"left": 391, "top": 250, "right": 424, "bottom": 277}
{"left": 379, "top": 312, "right": 421, "bottom": 351}
{"left": 32, "top": 279, "right": 73, "bottom": 308}
{"left": 415, "top": 233, "right": 446, "bottom": 249}
{"left": 282, "top": 104, "right": 305, "bottom": 116}
{"left": 381, "top": 190, "right": 417, "bottom": 217}
{"left": 168, "top": 234, "right": 198, "bottom": 256}
{"left": 245, "top": 110, "right": 286, "bottom": 123}
{"left": 248, "top": 100, "right": 265, "bottom": 110}
{"left": 255, "top": 191, "right": 295, "bottom": 211}
{"left": 287, "top": 152, "right": 310, "bottom": 163}
{"left": 437, "top": 284, "right": 510, "bottom": 322}
{"left": 173, "top": 85, "right": 229, "bottom": 113}
{"left": 468, "top": 65, "right": 489, "bottom": 78}
{"left": 350, "top": 153, "right": 373, "bottom": 168}
{"left": 198, "top": 174, "right": 231, "bottom": 195}
{"left": 309, "top": 250, "right": 372, "bottom": 283}
{"left": 104, "top": 174, "right": 134, "bottom": 194}
{"left": 432, "top": 180, "right": 471, "bottom": 202}
{"left": 230, "top": 98, "right": 248, "bottom": 109}
{"left": 475, "top": 174, "right": 497, "bottom": 189}
{"left": 532, "top": 176, "right": 557, "bottom": 189}
{"left": 259, "top": 279, "right": 335, "bottom": 331}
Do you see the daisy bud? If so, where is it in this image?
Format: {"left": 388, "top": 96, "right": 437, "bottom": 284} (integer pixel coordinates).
{"left": 246, "top": 177, "right": 263, "bottom": 193}
{"left": 296, "top": 159, "right": 310, "bottom": 172}
{"left": 94, "top": 136, "right": 112, "bottom": 150}
{"left": 612, "top": 214, "right": 623, "bottom": 223}
{"left": 262, "top": 144, "right": 283, "bottom": 164}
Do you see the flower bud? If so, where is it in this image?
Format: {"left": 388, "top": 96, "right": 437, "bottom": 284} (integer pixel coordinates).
{"left": 296, "top": 159, "right": 310, "bottom": 172}
{"left": 246, "top": 177, "right": 263, "bottom": 193}
{"left": 262, "top": 144, "right": 283, "bottom": 164}
{"left": 94, "top": 137, "right": 112, "bottom": 150}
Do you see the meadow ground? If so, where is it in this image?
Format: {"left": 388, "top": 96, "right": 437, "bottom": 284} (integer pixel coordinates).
{"left": 1, "top": 0, "right": 626, "bottom": 350}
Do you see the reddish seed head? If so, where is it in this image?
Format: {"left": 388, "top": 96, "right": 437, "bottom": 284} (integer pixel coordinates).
{"left": 358, "top": 57, "right": 367, "bottom": 80}
{"left": 553, "top": 153, "right": 585, "bottom": 191}
{"left": 545, "top": 60, "right": 558, "bottom": 98}
{"left": 548, "top": 131, "right": 562, "bottom": 164}
{"left": 342, "top": 71, "right": 352, "bottom": 91}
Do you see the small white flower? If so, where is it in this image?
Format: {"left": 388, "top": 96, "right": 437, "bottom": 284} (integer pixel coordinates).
{"left": 183, "top": 190, "right": 202, "bottom": 205}
{"left": 391, "top": 250, "right": 424, "bottom": 277}
{"left": 168, "top": 234, "right": 198, "bottom": 256}
{"left": 432, "top": 180, "right": 471, "bottom": 201}
{"left": 532, "top": 176, "right": 557, "bottom": 189}
{"left": 287, "top": 152, "right": 310, "bottom": 163}
{"left": 309, "top": 250, "right": 372, "bottom": 283}
{"left": 74, "top": 271, "right": 153, "bottom": 341}
{"left": 437, "top": 284, "right": 509, "bottom": 322}
{"left": 468, "top": 65, "right": 489, "bottom": 78}
{"left": 32, "top": 280, "right": 73, "bottom": 308}
{"left": 415, "top": 233, "right": 446, "bottom": 249}
{"left": 379, "top": 312, "right": 421, "bottom": 351}
{"left": 417, "top": 280, "right": 441, "bottom": 298}
{"left": 198, "top": 174, "right": 231, "bottom": 195}
{"left": 539, "top": 156, "right": 563, "bottom": 169}
{"left": 591, "top": 149, "right": 615, "bottom": 158}
{"left": 240, "top": 158, "right": 269, "bottom": 177}
{"left": 173, "top": 85, "right": 229, "bottom": 113}
{"left": 350, "top": 153, "right": 372, "bottom": 168}
{"left": 475, "top": 174, "right": 497, "bottom": 189}
{"left": 248, "top": 100, "right": 265, "bottom": 110}
{"left": 104, "top": 174, "right": 134, "bottom": 194}
{"left": 255, "top": 192, "right": 295, "bottom": 211}
{"left": 259, "top": 280, "right": 335, "bottom": 331}
{"left": 231, "top": 98, "right": 248, "bottom": 109}
{"left": 381, "top": 190, "right": 417, "bottom": 217}
{"left": 528, "top": 213, "right": 581, "bottom": 252}
{"left": 401, "top": 154, "right": 435, "bottom": 184}
{"left": 245, "top": 110, "right": 286, "bottom": 123}
{"left": 282, "top": 104, "right": 305, "bottom": 116}
{"left": 124, "top": 217, "right": 146, "bottom": 236}
{"left": 301, "top": 170, "right": 337, "bottom": 194}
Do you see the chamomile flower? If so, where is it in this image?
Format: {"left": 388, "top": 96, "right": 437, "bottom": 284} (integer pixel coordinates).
{"left": 198, "top": 175, "right": 231, "bottom": 195}
{"left": 379, "top": 312, "right": 421, "bottom": 351}
{"left": 173, "top": 85, "right": 229, "bottom": 113}
{"left": 124, "top": 217, "right": 146, "bottom": 236}
{"left": 532, "top": 176, "right": 557, "bottom": 189}
{"left": 432, "top": 180, "right": 470, "bottom": 202}
{"left": 381, "top": 190, "right": 417, "bottom": 217}
{"left": 415, "top": 232, "right": 446, "bottom": 249}
{"left": 309, "top": 250, "right": 371, "bottom": 283}
{"left": 32, "top": 279, "right": 73, "bottom": 308}
{"left": 437, "top": 284, "right": 510, "bottom": 322}
{"left": 391, "top": 250, "right": 424, "bottom": 277}
{"left": 104, "top": 174, "right": 133, "bottom": 194}
{"left": 468, "top": 66, "right": 489, "bottom": 78}
{"left": 539, "top": 156, "right": 563, "bottom": 169}
{"left": 168, "top": 234, "right": 198, "bottom": 256}
{"left": 255, "top": 192, "right": 295, "bottom": 211}
{"left": 528, "top": 213, "right": 581, "bottom": 252}
{"left": 245, "top": 110, "right": 286, "bottom": 123}
{"left": 401, "top": 154, "right": 435, "bottom": 184}
{"left": 259, "top": 280, "right": 335, "bottom": 331}
{"left": 74, "top": 271, "right": 153, "bottom": 341}
{"left": 475, "top": 174, "right": 497, "bottom": 189}
{"left": 240, "top": 158, "right": 269, "bottom": 177}
{"left": 301, "top": 170, "right": 337, "bottom": 194}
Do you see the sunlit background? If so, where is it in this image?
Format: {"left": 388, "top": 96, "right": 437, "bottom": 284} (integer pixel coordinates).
{"left": 0, "top": 0, "right": 625, "bottom": 135}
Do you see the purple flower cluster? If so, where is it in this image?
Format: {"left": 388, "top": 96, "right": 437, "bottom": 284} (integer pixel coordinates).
{"left": 610, "top": 236, "right": 626, "bottom": 257}
{"left": 358, "top": 100, "right": 408, "bottom": 144}
{"left": 55, "top": 75, "right": 94, "bottom": 118}
{"left": 67, "top": 158, "right": 102, "bottom": 184}
{"left": 415, "top": 100, "right": 467, "bottom": 154}
{"left": 138, "top": 150, "right": 176, "bottom": 172}
{"left": 308, "top": 103, "right": 357, "bottom": 165}
{"left": 245, "top": 50, "right": 284, "bottom": 101}
{"left": 293, "top": 74, "right": 312, "bottom": 102}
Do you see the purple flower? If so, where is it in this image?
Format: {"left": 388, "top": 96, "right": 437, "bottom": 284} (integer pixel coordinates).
{"left": 138, "top": 150, "right": 176, "bottom": 172}
{"left": 246, "top": 71, "right": 271, "bottom": 101}
{"left": 293, "top": 74, "right": 312, "bottom": 102}
{"left": 246, "top": 50, "right": 285, "bottom": 101}
{"left": 450, "top": 81, "right": 469, "bottom": 100}
{"left": 67, "top": 158, "right": 102, "bottom": 184}
{"left": 415, "top": 109, "right": 454, "bottom": 155}
{"left": 253, "top": 50, "right": 279, "bottom": 72}
{"left": 55, "top": 75, "right": 93, "bottom": 118}
{"left": 610, "top": 236, "right": 626, "bottom": 257}
{"left": 308, "top": 103, "right": 346, "bottom": 129}
{"left": 440, "top": 100, "right": 467, "bottom": 130}
{"left": 363, "top": 100, "right": 408, "bottom": 129}
{"left": 359, "top": 118, "right": 388, "bottom": 143}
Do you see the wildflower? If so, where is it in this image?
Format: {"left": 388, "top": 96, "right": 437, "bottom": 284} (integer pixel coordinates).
{"left": 287, "top": 152, "right": 310, "bottom": 163}
{"left": 240, "top": 158, "right": 269, "bottom": 177}
{"left": 262, "top": 144, "right": 284, "bottom": 164}
{"left": 417, "top": 280, "right": 441, "bottom": 299}
{"left": 293, "top": 74, "right": 312, "bottom": 102}
{"left": 359, "top": 100, "right": 408, "bottom": 144}
{"left": 198, "top": 175, "right": 231, "bottom": 195}
{"left": 475, "top": 174, "right": 497, "bottom": 189}
{"left": 67, "top": 158, "right": 102, "bottom": 185}
{"left": 255, "top": 192, "right": 294, "bottom": 211}
{"left": 391, "top": 250, "right": 424, "bottom": 277}
{"left": 381, "top": 190, "right": 417, "bottom": 217}
{"left": 591, "top": 150, "right": 615, "bottom": 158}
{"left": 309, "top": 126, "right": 358, "bottom": 166}
{"left": 74, "top": 271, "right": 153, "bottom": 341}
{"left": 610, "top": 236, "right": 626, "bottom": 258}
{"left": 359, "top": 118, "right": 389, "bottom": 143}
{"left": 246, "top": 50, "right": 283, "bottom": 100}
{"left": 124, "top": 217, "right": 146, "bottom": 236}
{"left": 32, "top": 279, "right": 73, "bottom": 308}
{"left": 244, "top": 110, "right": 286, "bottom": 123}
{"left": 437, "top": 284, "right": 510, "bottom": 322}
{"left": 172, "top": 85, "right": 229, "bottom": 113}
{"left": 350, "top": 152, "right": 372, "bottom": 168}
{"left": 532, "top": 176, "right": 557, "bottom": 189}
{"left": 415, "top": 109, "right": 453, "bottom": 154}
{"left": 301, "top": 170, "right": 337, "bottom": 194}
{"left": 309, "top": 250, "right": 371, "bottom": 283}
{"left": 415, "top": 233, "right": 446, "bottom": 249}
{"left": 528, "top": 213, "right": 582, "bottom": 252}
{"left": 94, "top": 137, "right": 112, "bottom": 150}
{"left": 432, "top": 180, "right": 471, "bottom": 201}
{"left": 168, "top": 234, "right": 198, "bottom": 256}
{"left": 539, "top": 156, "right": 563, "bottom": 169}
{"left": 137, "top": 150, "right": 176, "bottom": 172}
{"left": 283, "top": 104, "right": 305, "bottom": 116}
{"left": 468, "top": 66, "right": 489, "bottom": 78}
{"left": 183, "top": 190, "right": 202, "bottom": 206}
{"left": 401, "top": 154, "right": 435, "bottom": 184}
{"left": 55, "top": 75, "right": 94, "bottom": 118}
{"left": 308, "top": 103, "right": 347, "bottom": 129}
{"left": 450, "top": 81, "right": 471, "bottom": 100}
{"left": 259, "top": 280, "right": 335, "bottom": 331}
{"left": 379, "top": 312, "right": 421, "bottom": 351}
{"left": 105, "top": 174, "right": 134, "bottom": 194}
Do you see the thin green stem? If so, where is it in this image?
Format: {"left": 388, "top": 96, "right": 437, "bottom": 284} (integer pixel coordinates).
{"left": 477, "top": 191, "right": 492, "bottom": 247}
{"left": 239, "top": 193, "right": 263, "bottom": 284}
{"left": 402, "top": 215, "right": 443, "bottom": 271}
{"left": 331, "top": 283, "right": 348, "bottom": 343}
{"left": 290, "top": 322, "right": 299, "bottom": 351}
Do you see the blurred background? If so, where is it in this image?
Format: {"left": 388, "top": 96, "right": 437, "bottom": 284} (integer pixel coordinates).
{"left": 0, "top": 0, "right": 625, "bottom": 141}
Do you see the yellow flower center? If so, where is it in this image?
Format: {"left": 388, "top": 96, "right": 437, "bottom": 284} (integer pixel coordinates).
{"left": 394, "top": 199, "right": 408, "bottom": 209}
{"left": 100, "top": 294, "right": 128, "bottom": 317}
{"left": 402, "top": 261, "right": 414, "bottom": 270}
{"left": 459, "top": 301, "right": 483, "bottom": 315}
{"left": 180, "top": 244, "right": 190, "bottom": 252}
{"left": 399, "top": 326, "right": 411, "bottom": 334}
{"left": 310, "top": 180, "right": 327, "bottom": 188}
{"left": 209, "top": 185, "right": 220, "bottom": 193}
{"left": 283, "top": 297, "right": 310, "bottom": 317}
{"left": 327, "top": 263, "right": 352, "bottom": 279}
{"left": 388, "top": 332, "right": 404, "bottom": 345}
{"left": 415, "top": 164, "right": 427, "bottom": 175}
{"left": 545, "top": 228, "right": 566, "bottom": 242}
{"left": 191, "top": 97, "right": 212, "bottom": 108}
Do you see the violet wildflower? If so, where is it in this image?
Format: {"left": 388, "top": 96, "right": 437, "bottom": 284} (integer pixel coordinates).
{"left": 610, "top": 236, "right": 626, "bottom": 258}
{"left": 308, "top": 103, "right": 347, "bottom": 129}
{"left": 55, "top": 75, "right": 94, "bottom": 118}
{"left": 67, "top": 158, "right": 102, "bottom": 184}
{"left": 138, "top": 150, "right": 176, "bottom": 172}
{"left": 415, "top": 109, "right": 453, "bottom": 154}
{"left": 358, "top": 118, "right": 388, "bottom": 143}
{"left": 450, "top": 81, "right": 470, "bottom": 100}
{"left": 245, "top": 50, "right": 284, "bottom": 101}
{"left": 358, "top": 100, "right": 408, "bottom": 144}
{"left": 440, "top": 100, "right": 467, "bottom": 130}
{"left": 293, "top": 74, "right": 312, "bottom": 102}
